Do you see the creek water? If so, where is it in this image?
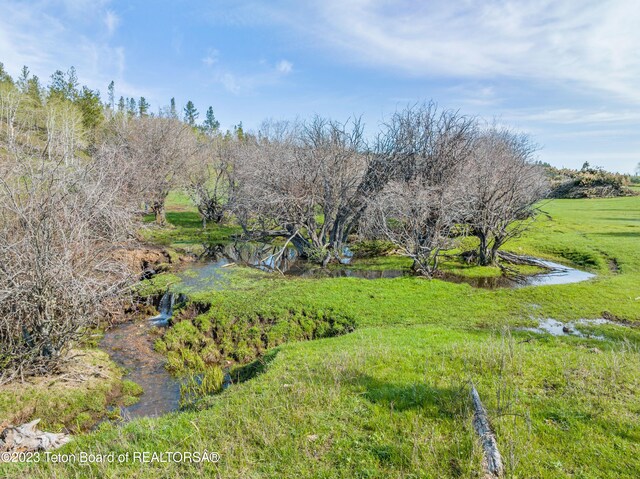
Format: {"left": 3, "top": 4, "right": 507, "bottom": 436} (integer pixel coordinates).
{"left": 100, "top": 244, "right": 598, "bottom": 419}
{"left": 517, "top": 318, "right": 619, "bottom": 340}
{"left": 100, "top": 292, "right": 182, "bottom": 419}
{"left": 181, "top": 243, "right": 595, "bottom": 290}
{"left": 439, "top": 258, "right": 595, "bottom": 289}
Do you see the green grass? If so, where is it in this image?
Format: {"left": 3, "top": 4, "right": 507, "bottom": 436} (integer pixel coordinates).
{"left": 7, "top": 327, "right": 639, "bottom": 478}
{"left": 139, "top": 190, "right": 241, "bottom": 255}
{"left": 4, "top": 196, "right": 640, "bottom": 478}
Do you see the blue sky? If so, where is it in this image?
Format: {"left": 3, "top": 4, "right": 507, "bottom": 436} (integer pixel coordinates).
{"left": 1, "top": 0, "right": 639, "bottom": 172}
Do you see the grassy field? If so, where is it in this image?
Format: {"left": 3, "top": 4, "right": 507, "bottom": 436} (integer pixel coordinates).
{"left": 139, "top": 190, "right": 242, "bottom": 255}
{"left": 3, "top": 194, "right": 640, "bottom": 478}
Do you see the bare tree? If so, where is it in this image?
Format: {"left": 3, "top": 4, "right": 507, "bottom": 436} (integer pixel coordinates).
{"left": 44, "top": 98, "right": 84, "bottom": 165}
{"left": 0, "top": 144, "right": 136, "bottom": 383}
{"left": 464, "top": 128, "right": 548, "bottom": 265}
{"left": 118, "top": 116, "right": 196, "bottom": 225}
{"left": 233, "top": 117, "right": 392, "bottom": 264}
{"left": 0, "top": 82, "right": 23, "bottom": 150}
{"left": 367, "top": 103, "right": 477, "bottom": 276}
{"left": 185, "top": 136, "right": 237, "bottom": 228}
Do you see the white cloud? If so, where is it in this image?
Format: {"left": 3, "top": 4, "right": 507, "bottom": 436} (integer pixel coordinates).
{"left": 276, "top": 60, "right": 292, "bottom": 75}
{"left": 202, "top": 49, "right": 219, "bottom": 66}
{"left": 507, "top": 108, "right": 640, "bottom": 125}
{"left": 209, "top": 58, "right": 293, "bottom": 94}
{"left": 104, "top": 10, "right": 119, "bottom": 36}
{"left": 0, "top": 0, "right": 144, "bottom": 99}
{"left": 218, "top": 72, "right": 241, "bottom": 94}
{"left": 259, "top": 0, "right": 640, "bottom": 103}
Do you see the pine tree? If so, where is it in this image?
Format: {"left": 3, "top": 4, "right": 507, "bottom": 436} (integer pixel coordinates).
{"left": 170, "top": 97, "right": 177, "bottom": 118}
{"left": 203, "top": 106, "right": 220, "bottom": 134}
{"left": 117, "top": 96, "right": 125, "bottom": 113}
{"left": 184, "top": 100, "right": 199, "bottom": 126}
{"left": 17, "top": 66, "right": 30, "bottom": 92}
{"left": 107, "top": 81, "right": 115, "bottom": 110}
{"left": 138, "top": 97, "right": 150, "bottom": 117}
{"left": 66, "top": 66, "right": 79, "bottom": 101}
{"left": 48, "top": 70, "right": 66, "bottom": 99}
{"left": 234, "top": 121, "right": 244, "bottom": 140}
{"left": 25, "top": 76, "right": 43, "bottom": 107}
{"left": 127, "top": 97, "right": 137, "bottom": 116}
{"left": 48, "top": 67, "right": 79, "bottom": 101}
{"left": 77, "top": 86, "right": 103, "bottom": 130}
{"left": 0, "top": 62, "right": 14, "bottom": 86}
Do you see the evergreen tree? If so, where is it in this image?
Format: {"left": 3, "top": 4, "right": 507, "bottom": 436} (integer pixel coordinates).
{"left": 127, "top": 97, "right": 137, "bottom": 116}
{"left": 66, "top": 66, "right": 79, "bottom": 100}
{"left": 17, "top": 66, "right": 31, "bottom": 92}
{"left": 77, "top": 86, "right": 103, "bottom": 130}
{"left": 184, "top": 100, "right": 199, "bottom": 126}
{"left": 48, "top": 67, "right": 79, "bottom": 101}
{"left": 0, "top": 62, "right": 14, "bottom": 86}
{"left": 117, "top": 96, "right": 125, "bottom": 113}
{"left": 170, "top": 97, "right": 177, "bottom": 118}
{"left": 107, "top": 81, "right": 115, "bottom": 110}
{"left": 25, "top": 76, "right": 43, "bottom": 107}
{"left": 49, "top": 69, "right": 66, "bottom": 99}
{"left": 138, "top": 97, "right": 150, "bottom": 117}
{"left": 234, "top": 121, "right": 244, "bottom": 140}
{"left": 202, "top": 106, "right": 220, "bottom": 134}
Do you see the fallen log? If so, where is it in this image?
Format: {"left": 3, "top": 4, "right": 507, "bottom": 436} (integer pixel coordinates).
{"left": 496, "top": 251, "right": 549, "bottom": 269}
{"left": 470, "top": 383, "right": 504, "bottom": 479}
{"left": 0, "top": 419, "right": 70, "bottom": 453}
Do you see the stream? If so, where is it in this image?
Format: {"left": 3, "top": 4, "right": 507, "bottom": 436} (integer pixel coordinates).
{"left": 100, "top": 294, "right": 181, "bottom": 419}
{"left": 180, "top": 243, "right": 596, "bottom": 290}
{"left": 101, "top": 244, "right": 598, "bottom": 419}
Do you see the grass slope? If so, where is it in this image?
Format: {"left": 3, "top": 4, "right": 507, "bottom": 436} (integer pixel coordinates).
{"left": 4, "top": 195, "right": 639, "bottom": 478}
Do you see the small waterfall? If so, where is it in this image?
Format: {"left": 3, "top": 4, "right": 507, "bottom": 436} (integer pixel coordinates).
{"left": 151, "top": 291, "right": 175, "bottom": 324}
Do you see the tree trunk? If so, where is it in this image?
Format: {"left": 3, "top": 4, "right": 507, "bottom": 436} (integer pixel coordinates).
{"left": 477, "top": 232, "right": 492, "bottom": 266}
{"left": 285, "top": 225, "right": 312, "bottom": 258}
{"left": 470, "top": 383, "right": 504, "bottom": 478}
{"left": 488, "top": 237, "right": 504, "bottom": 266}
{"left": 152, "top": 201, "right": 166, "bottom": 226}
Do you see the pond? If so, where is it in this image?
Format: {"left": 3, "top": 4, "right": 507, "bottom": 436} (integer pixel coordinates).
{"left": 180, "top": 243, "right": 595, "bottom": 290}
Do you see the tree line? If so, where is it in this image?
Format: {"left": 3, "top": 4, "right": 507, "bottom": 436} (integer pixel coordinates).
{"left": 0, "top": 63, "right": 548, "bottom": 381}
{"left": 228, "top": 108, "right": 548, "bottom": 273}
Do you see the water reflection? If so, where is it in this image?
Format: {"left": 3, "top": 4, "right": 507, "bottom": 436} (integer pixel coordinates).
{"left": 189, "top": 242, "right": 595, "bottom": 290}
{"left": 516, "top": 318, "right": 620, "bottom": 340}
